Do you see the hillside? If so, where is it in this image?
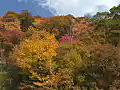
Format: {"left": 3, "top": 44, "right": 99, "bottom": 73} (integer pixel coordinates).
{"left": 0, "top": 6, "right": 120, "bottom": 89}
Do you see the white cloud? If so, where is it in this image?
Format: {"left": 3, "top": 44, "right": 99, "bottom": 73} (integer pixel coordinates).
{"left": 18, "top": 0, "right": 120, "bottom": 17}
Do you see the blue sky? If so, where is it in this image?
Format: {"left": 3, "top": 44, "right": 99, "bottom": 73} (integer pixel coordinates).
{"left": 0, "top": 0, "right": 120, "bottom": 17}
{"left": 0, "top": 0, "right": 55, "bottom": 17}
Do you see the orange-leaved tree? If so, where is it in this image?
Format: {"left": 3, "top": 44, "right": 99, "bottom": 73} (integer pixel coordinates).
{"left": 12, "top": 30, "right": 59, "bottom": 88}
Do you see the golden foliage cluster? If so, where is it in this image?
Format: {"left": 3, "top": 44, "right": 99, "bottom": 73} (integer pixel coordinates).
{"left": 13, "top": 30, "right": 59, "bottom": 68}
{"left": 12, "top": 30, "right": 60, "bottom": 87}
{"left": 0, "top": 22, "right": 21, "bottom": 32}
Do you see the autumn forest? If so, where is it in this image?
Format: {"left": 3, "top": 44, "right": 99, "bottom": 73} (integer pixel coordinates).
{"left": 0, "top": 4, "right": 120, "bottom": 90}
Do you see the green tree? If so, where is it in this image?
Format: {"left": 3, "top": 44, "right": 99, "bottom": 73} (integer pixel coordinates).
{"left": 20, "top": 11, "right": 34, "bottom": 32}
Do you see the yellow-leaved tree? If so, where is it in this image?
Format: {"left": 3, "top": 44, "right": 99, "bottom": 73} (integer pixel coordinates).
{"left": 12, "top": 30, "right": 59, "bottom": 87}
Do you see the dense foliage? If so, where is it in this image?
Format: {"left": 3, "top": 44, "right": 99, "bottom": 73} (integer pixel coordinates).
{"left": 0, "top": 5, "right": 120, "bottom": 89}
